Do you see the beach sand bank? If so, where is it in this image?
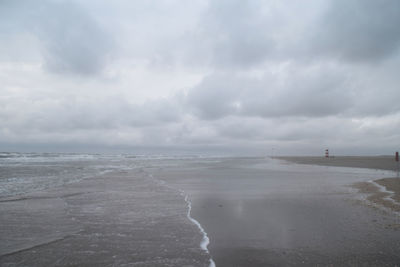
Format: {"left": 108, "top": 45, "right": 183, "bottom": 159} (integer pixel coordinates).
{"left": 151, "top": 157, "right": 400, "bottom": 266}
{"left": 353, "top": 177, "right": 400, "bottom": 213}
{"left": 277, "top": 156, "right": 399, "bottom": 171}
{"left": 2, "top": 156, "right": 400, "bottom": 266}
{"left": 279, "top": 156, "right": 400, "bottom": 214}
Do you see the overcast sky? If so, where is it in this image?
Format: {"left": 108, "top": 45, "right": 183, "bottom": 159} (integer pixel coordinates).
{"left": 1, "top": 0, "right": 400, "bottom": 155}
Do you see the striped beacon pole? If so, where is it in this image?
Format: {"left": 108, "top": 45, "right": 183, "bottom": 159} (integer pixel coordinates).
{"left": 325, "top": 149, "right": 329, "bottom": 158}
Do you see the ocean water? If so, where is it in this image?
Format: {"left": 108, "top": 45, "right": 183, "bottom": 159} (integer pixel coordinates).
{"left": 1, "top": 152, "right": 121, "bottom": 197}
{"left": 0, "top": 152, "right": 209, "bottom": 198}
{"left": 1, "top": 154, "right": 399, "bottom": 266}
{"left": 1, "top": 152, "right": 217, "bottom": 266}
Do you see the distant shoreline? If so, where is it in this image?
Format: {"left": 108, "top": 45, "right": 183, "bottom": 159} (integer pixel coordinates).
{"left": 278, "top": 156, "right": 400, "bottom": 213}
{"left": 276, "top": 156, "right": 399, "bottom": 171}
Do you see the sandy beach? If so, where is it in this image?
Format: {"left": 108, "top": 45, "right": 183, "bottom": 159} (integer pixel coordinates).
{"left": 277, "top": 156, "right": 399, "bottom": 171}
{"left": 0, "top": 165, "right": 211, "bottom": 266}
{"left": 151, "top": 157, "right": 400, "bottom": 266}
{"left": 279, "top": 156, "right": 400, "bottom": 214}
{"left": 1, "top": 155, "right": 400, "bottom": 266}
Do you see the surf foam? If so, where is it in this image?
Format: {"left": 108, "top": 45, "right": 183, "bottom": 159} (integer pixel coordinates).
{"left": 148, "top": 174, "right": 216, "bottom": 267}
{"left": 182, "top": 192, "right": 216, "bottom": 267}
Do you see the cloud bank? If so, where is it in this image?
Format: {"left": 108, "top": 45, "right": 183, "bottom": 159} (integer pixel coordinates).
{"left": 0, "top": 0, "right": 399, "bottom": 155}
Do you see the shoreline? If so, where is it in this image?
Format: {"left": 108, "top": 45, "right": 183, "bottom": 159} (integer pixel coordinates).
{"left": 183, "top": 194, "right": 216, "bottom": 267}
{"left": 278, "top": 156, "right": 400, "bottom": 213}
{"left": 149, "top": 174, "right": 215, "bottom": 267}
{"left": 3, "top": 156, "right": 400, "bottom": 266}
{"left": 276, "top": 156, "right": 399, "bottom": 171}
{"left": 353, "top": 178, "right": 400, "bottom": 214}
{"left": 1, "top": 169, "right": 212, "bottom": 266}
{"left": 151, "top": 157, "right": 400, "bottom": 266}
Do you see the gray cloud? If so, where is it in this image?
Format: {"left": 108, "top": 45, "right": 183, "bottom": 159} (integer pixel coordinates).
{"left": 349, "top": 58, "right": 400, "bottom": 116}
{"left": 0, "top": 95, "right": 181, "bottom": 136}
{"left": 0, "top": 0, "right": 113, "bottom": 75}
{"left": 313, "top": 0, "right": 400, "bottom": 63}
{"left": 183, "top": 0, "right": 276, "bottom": 69}
{"left": 186, "top": 64, "right": 353, "bottom": 120}
{"left": 1, "top": 0, "right": 400, "bottom": 154}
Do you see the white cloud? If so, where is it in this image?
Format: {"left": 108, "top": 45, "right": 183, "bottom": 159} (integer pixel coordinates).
{"left": 0, "top": 0, "right": 399, "bottom": 154}
{"left": 0, "top": 0, "right": 113, "bottom": 75}
{"left": 311, "top": 0, "right": 400, "bottom": 63}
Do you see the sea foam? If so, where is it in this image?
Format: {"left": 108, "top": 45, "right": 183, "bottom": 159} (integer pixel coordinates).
{"left": 150, "top": 174, "right": 216, "bottom": 267}
{"left": 182, "top": 192, "right": 216, "bottom": 267}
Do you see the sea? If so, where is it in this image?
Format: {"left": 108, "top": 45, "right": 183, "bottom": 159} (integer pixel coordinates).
{"left": 1, "top": 152, "right": 400, "bottom": 266}
{"left": 0, "top": 152, "right": 207, "bottom": 198}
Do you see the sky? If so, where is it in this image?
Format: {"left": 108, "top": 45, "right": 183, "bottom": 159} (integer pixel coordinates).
{"left": 1, "top": 0, "right": 400, "bottom": 155}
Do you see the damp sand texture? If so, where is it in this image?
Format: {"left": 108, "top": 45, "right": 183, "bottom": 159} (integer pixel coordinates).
{"left": 2, "top": 155, "right": 400, "bottom": 266}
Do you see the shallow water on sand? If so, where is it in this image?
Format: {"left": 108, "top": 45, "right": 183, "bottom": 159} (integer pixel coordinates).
{"left": 151, "top": 157, "right": 400, "bottom": 266}
{"left": 0, "top": 153, "right": 213, "bottom": 266}
{"left": 1, "top": 155, "right": 399, "bottom": 266}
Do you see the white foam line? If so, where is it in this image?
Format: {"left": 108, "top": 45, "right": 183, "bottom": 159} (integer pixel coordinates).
{"left": 181, "top": 191, "right": 216, "bottom": 267}
{"left": 148, "top": 174, "right": 216, "bottom": 267}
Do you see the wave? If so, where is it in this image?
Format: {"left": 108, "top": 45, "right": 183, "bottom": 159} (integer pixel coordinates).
{"left": 182, "top": 192, "right": 216, "bottom": 267}
{"left": 149, "top": 174, "right": 216, "bottom": 267}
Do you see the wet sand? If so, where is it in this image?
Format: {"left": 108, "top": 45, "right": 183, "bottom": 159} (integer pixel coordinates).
{"left": 2, "top": 157, "right": 400, "bottom": 266}
{"left": 152, "top": 157, "right": 400, "bottom": 266}
{"left": 377, "top": 177, "right": 400, "bottom": 203}
{"left": 277, "top": 156, "right": 399, "bottom": 171}
{"left": 353, "top": 180, "right": 400, "bottom": 214}
{"left": 279, "top": 156, "right": 400, "bottom": 214}
{"left": 0, "top": 169, "right": 210, "bottom": 266}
